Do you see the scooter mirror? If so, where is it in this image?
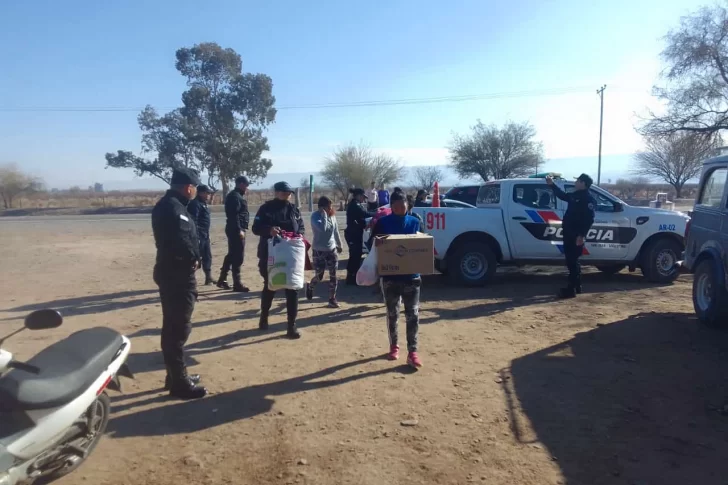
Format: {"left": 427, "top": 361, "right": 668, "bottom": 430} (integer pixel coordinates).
{"left": 24, "top": 309, "right": 63, "bottom": 330}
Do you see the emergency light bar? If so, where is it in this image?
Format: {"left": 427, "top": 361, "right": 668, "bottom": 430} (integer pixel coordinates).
{"left": 529, "top": 172, "right": 562, "bottom": 179}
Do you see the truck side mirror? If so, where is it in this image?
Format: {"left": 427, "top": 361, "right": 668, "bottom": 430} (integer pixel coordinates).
{"left": 613, "top": 202, "right": 623, "bottom": 212}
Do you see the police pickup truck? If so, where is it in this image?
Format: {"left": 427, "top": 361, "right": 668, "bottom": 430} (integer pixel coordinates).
{"left": 410, "top": 175, "right": 689, "bottom": 286}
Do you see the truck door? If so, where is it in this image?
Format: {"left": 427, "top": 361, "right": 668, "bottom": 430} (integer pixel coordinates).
{"left": 560, "top": 183, "right": 631, "bottom": 260}
{"left": 506, "top": 182, "right": 561, "bottom": 258}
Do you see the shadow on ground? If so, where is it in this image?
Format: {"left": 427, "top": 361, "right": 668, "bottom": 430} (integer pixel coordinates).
{"left": 1, "top": 289, "right": 160, "bottom": 318}
{"left": 505, "top": 311, "right": 728, "bottom": 485}
{"left": 108, "top": 355, "right": 407, "bottom": 437}
{"left": 125, "top": 304, "right": 379, "bottom": 375}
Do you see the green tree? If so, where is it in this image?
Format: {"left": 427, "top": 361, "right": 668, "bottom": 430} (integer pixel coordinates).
{"left": 105, "top": 43, "right": 276, "bottom": 194}
{"left": 177, "top": 42, "right": 277, "bottom": 195}
{"left": 105, "top": 107, "right": 195, "bottom": 183}
{"left": 641, "top": 3, "right": 728, "bottom": 136}
{"left": 449, "top": 121, "right": 543, "bottom": 182}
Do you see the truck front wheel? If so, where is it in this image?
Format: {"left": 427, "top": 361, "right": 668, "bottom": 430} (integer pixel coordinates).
{"left": 640, "top": 237, "right": 682, "bottom": 283}
{"left": 447, "top": 242, "right": 497, "bottom": 286}
{"left": 693, "top": 259, "right": 728, "bottom": 328}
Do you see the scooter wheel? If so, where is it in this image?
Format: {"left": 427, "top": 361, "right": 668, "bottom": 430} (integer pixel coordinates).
{"left": 40, "top": 392, "right": 111, "bottom": 481}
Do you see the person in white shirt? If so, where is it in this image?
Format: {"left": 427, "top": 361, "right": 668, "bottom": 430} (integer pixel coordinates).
{"left": 368, "top": 181, "right": 379, "bottom": 211}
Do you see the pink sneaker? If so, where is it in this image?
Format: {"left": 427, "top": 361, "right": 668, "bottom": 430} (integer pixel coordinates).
{"left": 407, "top": 352, "right": 423, "bottom": 369}
{"left": 387, "top": 345, "right": 400, "bottom": 361}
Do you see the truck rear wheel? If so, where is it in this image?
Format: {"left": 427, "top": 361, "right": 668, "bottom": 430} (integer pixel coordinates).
{"left": 447, "top": 241, "right": 497, "bottom": 286}
{"left": 640, "top": 237, "right": 682, "bottom": 283}
{"left": 693, "top": 259, "right": 728, "bottom": 328}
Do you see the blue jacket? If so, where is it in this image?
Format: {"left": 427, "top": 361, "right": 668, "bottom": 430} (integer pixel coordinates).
{"left": 371, "top": 213, "right": 421, "bottom": 281}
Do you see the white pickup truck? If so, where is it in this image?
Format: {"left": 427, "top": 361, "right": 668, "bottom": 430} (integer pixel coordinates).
{"left": 407, "top": 177, "right": 690, "bottom": 286}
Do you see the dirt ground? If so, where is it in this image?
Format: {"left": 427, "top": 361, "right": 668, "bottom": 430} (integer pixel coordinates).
{"left": 2, "top": 219, "right": 728, "bottom": 485}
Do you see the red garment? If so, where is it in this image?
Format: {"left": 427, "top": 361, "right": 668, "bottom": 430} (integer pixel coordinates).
{"left": 367, "top": 207, "right": 392, "bottom": 229}
{"left": 279, "top": 231, "right": 313, "bottom": 270}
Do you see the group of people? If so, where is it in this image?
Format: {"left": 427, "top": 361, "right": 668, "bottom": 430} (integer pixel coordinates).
{"left": 152, "top": 169, "right": 594, "bottom": 400}
{"left": 151, "top": 169, "right": 425, "bottom": 400}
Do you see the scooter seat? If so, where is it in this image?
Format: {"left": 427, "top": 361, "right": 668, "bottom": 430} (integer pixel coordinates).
{"left": 0, "top": 327, "right": 124, "bottom": 411}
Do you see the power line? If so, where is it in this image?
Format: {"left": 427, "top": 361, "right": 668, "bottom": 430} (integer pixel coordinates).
{"left": 0, "top": 86, "right": 598, "bottom": 113}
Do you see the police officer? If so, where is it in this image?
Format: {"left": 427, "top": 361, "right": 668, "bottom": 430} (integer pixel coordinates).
{"left": 345, "top": 188, "right": 376, "bottom": 285}
{"left": 251, "top": 181, "right": 305, "bottom": 339}
{"left": 546, "top": 173, "right": 596, "bottom": 298}
{"left": 187, "top": 185, "right": 214, "bottom": 285}
{"left": 151, "top": 168, "right": 207, "bottom": 400}
{"left": 217, "top": 176, "right": 250, "bottom": 292}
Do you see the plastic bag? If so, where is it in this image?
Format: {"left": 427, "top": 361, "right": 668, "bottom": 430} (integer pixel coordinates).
{"left": 356, "top": 243, "right": 379, "bottom": 286}
{"left": 267, "top": 235, "right": 306, "bottom": 291}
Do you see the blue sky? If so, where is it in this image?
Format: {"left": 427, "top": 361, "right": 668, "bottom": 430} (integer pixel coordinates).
{"left": 0, "top": 0, "right": 697, "bottom": 189}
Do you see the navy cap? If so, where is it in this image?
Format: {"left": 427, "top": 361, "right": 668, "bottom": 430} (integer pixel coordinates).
{"left": 273, "top": 181, "right": 294, "bottom": 193}
{"left": 170, "top": 167, "right": 201, "bottom": 186}
{"left": 351, "top": 188, "right": 368, "bottom": 198}
{"left": 576, "top": 173, "right": 594, "bottom": 188}
{"left": 197, "top": 185, "right": 213, "bottom": 193}
{"left": 235, "top": 175, "right": 251, "bottom": 186}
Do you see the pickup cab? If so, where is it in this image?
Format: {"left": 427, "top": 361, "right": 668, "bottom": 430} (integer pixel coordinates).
{"left": 410, "top": 177, "right": 689, "bottom": 286}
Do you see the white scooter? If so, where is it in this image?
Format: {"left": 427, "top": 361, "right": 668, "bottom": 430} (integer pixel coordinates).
{"left": 0, "top": 309, "right": 133, "bottom": 485}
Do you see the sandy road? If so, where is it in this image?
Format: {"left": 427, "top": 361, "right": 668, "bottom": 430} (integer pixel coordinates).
{"left": 1, "top": 215, "right": 727, "bottom": 485}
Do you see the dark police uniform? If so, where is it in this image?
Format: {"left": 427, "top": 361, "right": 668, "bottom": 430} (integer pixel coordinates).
{"left": 345, "top": 189, "right": 376, "bottom": 284}
{"left": 550, "top": 174, "right": 596, "bottom": 297}
{"left": 151, "top": 168, "right": 207, "bottom": 399}
{"left": 217, "top": 176, "right": 250, "bottom": 291}
{"left": 251, "top": 181, "right": 305, "bottom": 339}
{"left": 187, "top": 186, "right": 212, "bottom": 284}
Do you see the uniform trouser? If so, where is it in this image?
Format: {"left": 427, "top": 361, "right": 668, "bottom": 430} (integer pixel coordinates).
{"left": 563, "top": 236, "right": 583, "bottom": 289}
{"left": 220, "top": 232, "right": 245, "bottom": 283}
{"left": 310, "top": 249, "right": 338, "bottom": 299}
{"left": 381, "top": 277, "right": 421, "bottom": 352}
{"left": 346, "top": 235, "right": 363, "bottom": 282}
{"left": 258, "top": 260, "right": 298, "bottom": 324}
{"left": 199, "top": 237, "right": 212, "bottom": 276}
{"left": 154, "top": 268, "right": 197, "bottom": 379}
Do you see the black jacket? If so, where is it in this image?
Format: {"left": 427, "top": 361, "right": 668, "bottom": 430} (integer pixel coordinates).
{"left": 151, "top": 190, "right": 200, "bottom": 271}
{"left": 251, "top": 199, "right": 305, "bottom": 260}
{"left": 551, "top": 185, "right": 596, "bottom": 238}
{"left": 346, "top": 200, "right": 375, "bottom": 241}
{"left": 187, "top": 197, "right": 210, "bottom": 239}
{"left": 225, "top": 188, "right": 249, "bottom": 234}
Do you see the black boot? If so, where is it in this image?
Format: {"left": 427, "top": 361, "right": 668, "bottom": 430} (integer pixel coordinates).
{"left": 164, "top": 373, "right": 201, "bottom": 390}
{"left": 204, "top": 272, "right": 214, "bottom": 286}
{"left": 168, "top": 373, "right": 207, "bottom": 400}
{"left": 260, "top": 289, "right": 274, "bottom": 330}
{"left": 286, "top": 322, "right": 301, "bottom": 339}
{"left": 259, "top": 314, "right": 269, "bottom": 331}
{"left": 217, "top": 276, "right": 231, "bottom": 290}
{"left": 232, "top": 273, "right": 250, "bottom": 292}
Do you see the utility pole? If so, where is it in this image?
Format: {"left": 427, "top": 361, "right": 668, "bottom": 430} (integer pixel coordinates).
{"left": 596, "top": 85, "right": 606, "bottom": 186}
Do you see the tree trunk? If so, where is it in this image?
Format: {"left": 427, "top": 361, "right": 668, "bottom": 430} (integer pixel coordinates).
{"left": 221, "top": 179, "right": 230, "bottom": 203}
{"left": 673, "top": 183, "right": 682, "bottom": 199}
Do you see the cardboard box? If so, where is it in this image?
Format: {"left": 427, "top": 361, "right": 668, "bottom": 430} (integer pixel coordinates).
{"left": 375, "top": 233, "right": 434, "bottom": 276}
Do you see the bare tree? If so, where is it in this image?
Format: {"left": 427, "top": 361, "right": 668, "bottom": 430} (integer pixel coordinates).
{"left": 641, "top": 3, "right": 728, "bottom": 136}
{"left": 633, "top": 132, "right": 719, "bottom": 198}
{"left": 409, "top": 166, "right": 445, "bottom": 191}
{"left": 614, "top": 176, "right": 650, "bottom": 199}
{"left": 449, "top": 120, "right": 543, "bottom": 182}
{"left": 0, "top": 164, "right": 43, "bottom": 209}
{"left": 320, "top": 143, "right": 403, "bottom": 199}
